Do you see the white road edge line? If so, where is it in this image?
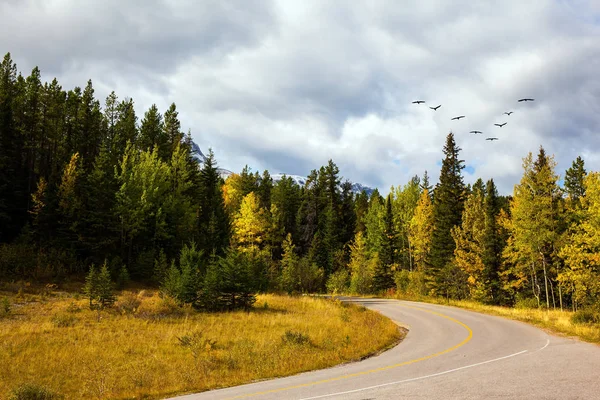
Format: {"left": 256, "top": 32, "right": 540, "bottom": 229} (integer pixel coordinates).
{"left": 298, "top": 350, "right": 528, "bottom": 400}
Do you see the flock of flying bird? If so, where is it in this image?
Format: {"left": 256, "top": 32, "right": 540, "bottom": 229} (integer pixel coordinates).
{"left": 412, "top": 98, "right": 536, "bottom": 141}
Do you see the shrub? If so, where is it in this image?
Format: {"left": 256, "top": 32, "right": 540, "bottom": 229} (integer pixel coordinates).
{"left": 514, "top": 296, "right": 540, "bottom": 309}
{"left": 116, "top": 266, "right": 130, "bottom": 290}
{"left": 571, "top": 308, "right": 600, "bottom": 325}
{"left": 51, "top": 313, "right": 77, "bottom": 328}
{"left": 83, "top": 262, "right": 116, "bottom": 310}
{"left": 326, "top": 269, "right": 349, "bottom": 294}
{"left": 116, "top": 292, "right": 142, "bottom": 314}
{"left": 1, "top": 297, "right": 10, "bottom": 317}
{"left": 281, "top": 330, "right": 311, "bottom": 346}
{"left": 8, "top": 383, "right": 63, "bottom": 400}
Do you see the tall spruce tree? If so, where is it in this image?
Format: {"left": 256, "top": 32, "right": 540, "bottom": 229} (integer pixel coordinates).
{"left": 198, "top": 149, "right": 230, "bottom": 259}
{"left": 373, "top": 194, "right": 396, "bottom": 291}
{"left": 565, "top": 156, "right": 586, "bottom": 202}
{"left": 482, "top": 179, "right": 503, "bottom": 304}
{"left": 429, "top": 133, "right": 466, "bottom": 294}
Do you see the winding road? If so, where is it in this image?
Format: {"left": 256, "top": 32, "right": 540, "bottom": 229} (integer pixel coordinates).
{"left": 169, "top": 298, "right": 600, "bottom": 399}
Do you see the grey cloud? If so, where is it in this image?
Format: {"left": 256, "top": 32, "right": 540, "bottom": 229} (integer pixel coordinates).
{"left": 3, "top": 0, "right": 600, "bottom": 195}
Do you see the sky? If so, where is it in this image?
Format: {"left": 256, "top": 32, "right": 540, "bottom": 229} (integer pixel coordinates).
{"left": 2, "top": 0, "right": 600, "bottom": 195}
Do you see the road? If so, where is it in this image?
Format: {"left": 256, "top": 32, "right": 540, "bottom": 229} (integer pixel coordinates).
{"left": 168, "top": 298, "right": 600, "bottom": 400}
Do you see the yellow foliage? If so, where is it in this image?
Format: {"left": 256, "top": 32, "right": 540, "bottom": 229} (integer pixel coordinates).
{"left": 452, "top": 190, "right": 486, "bottom": 299}
{"left": 409, "top": 189, "right": 434, "bottom": 271}
{"left": 233, "top": 192, "right": 270, "bottom": 254}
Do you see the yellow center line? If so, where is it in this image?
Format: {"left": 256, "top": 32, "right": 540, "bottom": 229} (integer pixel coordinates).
{"left": 221, "top": 304, "right": 474, "bottom": 400}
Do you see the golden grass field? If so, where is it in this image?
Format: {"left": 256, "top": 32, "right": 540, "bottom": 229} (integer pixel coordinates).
{"left": 0, "top": 287, "right": 403, "bottom": 399}
{"left": 392, "top": 293, "right": 600, "bottom": 344}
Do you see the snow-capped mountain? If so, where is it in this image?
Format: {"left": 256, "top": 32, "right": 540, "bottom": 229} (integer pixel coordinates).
{"left": 191, "top": 141, "right": 374, "bottom": 195}
{"left": 191, "top": 141, "right": 234, "bottom": 180}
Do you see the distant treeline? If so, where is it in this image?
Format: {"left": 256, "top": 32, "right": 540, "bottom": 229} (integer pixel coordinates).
{"left": 0, "top": 53, "right": 598, "bottom": 312}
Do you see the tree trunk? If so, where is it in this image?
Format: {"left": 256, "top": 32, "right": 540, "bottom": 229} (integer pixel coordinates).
{"left": 541, "top": 254, "right": 549, "bottom": 309}
{"left": 558, "top": 283, "right": 563, "bottom": 312}
{"left": 550, "top": 279, "right": 556, "bottom": 310}
{"left": 531, "top": 263, "right": 540, "bottom": 307}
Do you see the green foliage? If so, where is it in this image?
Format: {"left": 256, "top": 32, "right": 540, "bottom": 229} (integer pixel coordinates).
{"left": 1, "top": 296, "right": 10, "bottom": 317}
{"left": 326, "top": 269, "right": 350, "bottom": 294}
{"left": 84, "top": 262, "right": 116, "bottom": 310}
{"left": 394, "top": 270, "right": 427, "bottom": 297}
{"left": 281, "top": 330, "right": 311, "bottom": 346}
{"left": 195, "top": 249, "right": 257, "bottom": 311}
{"left": 8, "top": 383, "right": 64, "bottom": 400}
{"left": 571, "top": 307, "right": 600, "bottom": 325}
{"left": 429, "top": 133, "right": 466, "bottom": 295}
{"left": 116, "top": 266, "right": 130, "bottom": 289}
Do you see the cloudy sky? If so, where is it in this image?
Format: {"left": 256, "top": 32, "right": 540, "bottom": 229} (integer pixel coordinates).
{"left": 2, "top": 0, "right": 600, "bottom": 195}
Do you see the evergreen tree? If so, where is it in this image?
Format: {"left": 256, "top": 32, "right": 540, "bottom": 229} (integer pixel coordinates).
{"left": 565, "top": 156, "right": 587, "bottom": 204}
{"left": 198, "top": 148, "right": 230, "bottom": 259}
{"left": 162, "top": 103, "right": 183, "bottom": 160}
{"left": 354, "top": 190, "right": 369, "bottom": 234}
{"left": 429, "top": 133, "right": 466, "bottom": 295}
{"left": 482, "top": 179, "right": 504, "bottom": 304}
{"left": 258, "top": 170, "right": 273, "bottom": 210}
{"left": 373, "top": 195, "right": 396, "bottom": 292}
{"left": 138, "top": 104, "right": 163, "bottom": 152}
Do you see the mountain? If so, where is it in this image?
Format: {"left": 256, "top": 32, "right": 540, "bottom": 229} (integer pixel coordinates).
{"left": 191, "top": 141, "right": 375, "bottom": 195}
{"left": 191, "top": 141, "right": 234, "bottom": 179}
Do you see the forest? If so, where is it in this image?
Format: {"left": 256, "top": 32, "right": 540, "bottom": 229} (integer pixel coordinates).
{"left": 1, "top": 52, "right": 598, "bottom": 313}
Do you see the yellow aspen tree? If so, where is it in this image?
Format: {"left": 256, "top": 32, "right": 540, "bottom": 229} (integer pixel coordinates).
{"left": 409, "top": 188, "right": 434, "bottom": 272}
{"left": 558, "top": 172, "right": 600, "bottom": 310}
{"left": 451, "top": 189, "right": 486, "bottom": 300}
{"left": 233, "top": 192, "right": 270, "bottom": 255}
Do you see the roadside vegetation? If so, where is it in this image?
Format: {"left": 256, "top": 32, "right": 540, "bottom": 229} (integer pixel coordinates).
{"left": 390, "top": 291, "right": 600, "bottom": 344}
{"left": 0, "top": 284, "right": 402, "bottom": 400}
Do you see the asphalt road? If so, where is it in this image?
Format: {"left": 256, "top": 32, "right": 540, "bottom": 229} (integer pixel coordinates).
{"left": 168, "top": 298, "right": 600, "bottom": 400}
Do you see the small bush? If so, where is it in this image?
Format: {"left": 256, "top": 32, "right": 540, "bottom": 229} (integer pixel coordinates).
{"left": 65, "top": 302, "right": 81, "bottom": 313}
{"left": 116, "top": 266, "right": 130, "bottom": 290}
{"left": 326, "top": 269, "right": 349, "bottom": 294}
{"left": 51, "top": 313, "right": 77, "bottom": 328}
{"left": 571, "top": 308, "right": 600, "bottom": 325}
{"left": 281, "top": 330, "right": 311, "bottom": 346}
{"left": 1, "top": 297, "right": 10, "bottom": 317}
{"left": 117, "top": 292, "right": 142, "bottom": 314}
{"left": 9, "top": 383, "right": 63, "bottom": 399}
{"left": 514, "top": 297, "right": 539, "bottom": 309}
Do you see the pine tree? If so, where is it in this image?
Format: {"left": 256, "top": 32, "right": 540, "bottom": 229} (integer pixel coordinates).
{"left": 258, "top": 170, "right": 273, "bottom": 210}
{"left": 354, "top": 190, "right": 369, "bottom": 234}
{"left": 198, "top": 148, "right": 230, "bottom": 259}
{"left": 373, "top": 195, "right": 396, "bottom": 292}
{"left": 138, "top": 104, "right": 163, "bottom": 152}
{"left": 162, "top": 103, "right": 183, "bottom": 160}
{"left": 429, "top": 133, "right": 466, "bottom": 295}
{"left": 482, "top": 179, "right": 504, "bottom": 304}
{"left": 565, "top": 156, "right": 586, "bottom": 200}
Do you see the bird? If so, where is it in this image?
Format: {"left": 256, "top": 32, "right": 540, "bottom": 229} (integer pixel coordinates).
{"left": 518, "top": 98, "right": 535, "bottom": 102}
{"left": 470, "top": 130, "right": 482, "bottom": 134}
{"left": 451, "top": 116, "right": 466, "bottom": 120}
{"left": 430, "top": 105, "right": 441, "bottom": 111}
{"left": 412, "top": 100, "right": 425, "bottom": 104}
{"left": 494, "top": 122, "right": 507, "bottom": 127}
{"left": 504, "top": 111, "right": 513, "bottom": 116}
{"left": 486, "top": 137, "right": 499, "bottom": 141}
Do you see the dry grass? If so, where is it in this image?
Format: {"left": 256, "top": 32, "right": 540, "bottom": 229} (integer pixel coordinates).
{"left": 392, "top": 293, "right": 600, "bottom": 344}
{"left": 0, "top": 287, "right": 402, "bottom": 399}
